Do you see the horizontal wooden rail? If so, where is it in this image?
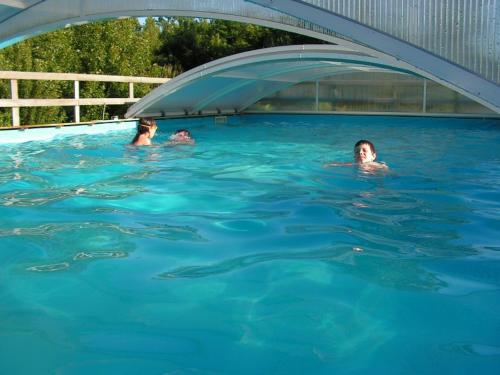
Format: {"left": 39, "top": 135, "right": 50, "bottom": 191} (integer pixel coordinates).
{"left": 0, "top": 98, "right": 140, "bottom": 107}
{"left": 0, "top": 71, "right": 170, "bottom": 126}
{"left": 0, "top": 71, "right": 169, "bottom": 83}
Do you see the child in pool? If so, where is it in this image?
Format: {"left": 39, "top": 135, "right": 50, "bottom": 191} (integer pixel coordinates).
{"left": 167, "top": 129, "right": 195, "bottom": 145}
{"left": 325, "top": 139, "right": 388, "bottom": 171}
{"left": 130, "top": 117, "right": 157, "bottom": 146}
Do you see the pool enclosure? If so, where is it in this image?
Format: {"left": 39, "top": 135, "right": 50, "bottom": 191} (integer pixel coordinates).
{"left": 126, "top": 44, "right": 494, "bottom": 118}
{"left": 0, "top": 0, "right": 499, "bottom": 118}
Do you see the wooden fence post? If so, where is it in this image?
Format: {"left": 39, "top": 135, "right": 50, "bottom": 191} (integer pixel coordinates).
{"left": 129, "top": 82, "right": 134, "bottom": 99}
{"left": 74, "top": 80, "right": 80, "bottom": 123}
{"left": 10, "top": 79, "right": 20, "bottom": 127}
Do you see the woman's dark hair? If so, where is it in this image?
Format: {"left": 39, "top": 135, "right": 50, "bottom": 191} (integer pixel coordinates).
{"left": 131, "top": 117, "right": 157, "bottom": 144}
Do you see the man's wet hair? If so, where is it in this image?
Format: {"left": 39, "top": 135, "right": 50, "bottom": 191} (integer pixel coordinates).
{"left": 354, "top": 140, "right": 376, "bottom": 154}
{"left": 175, "top": 129, "right": 191, "bottom": 137}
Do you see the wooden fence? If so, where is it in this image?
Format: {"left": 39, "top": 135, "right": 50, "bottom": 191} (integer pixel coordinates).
{"left": 0, "top": 71, "right": 169, "bottom": 126}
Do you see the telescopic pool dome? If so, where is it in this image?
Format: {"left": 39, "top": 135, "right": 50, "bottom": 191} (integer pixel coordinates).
{"left": 0, "top": 0, "right": 499, "bottom": 113}
{"left": 126, "top": 44, "right": 425, "bottom": 118}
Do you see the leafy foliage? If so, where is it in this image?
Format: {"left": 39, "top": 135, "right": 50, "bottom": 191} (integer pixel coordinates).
{"left": 156, "top": 18, "right": 322, "bottom": 72}
{"left": 0, "top": 18, "right": 169, "bottom": 125}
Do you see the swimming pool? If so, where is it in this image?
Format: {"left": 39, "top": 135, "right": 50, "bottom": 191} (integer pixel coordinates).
{"left": 1, "top": 114, "right": 499, "bottom": 374}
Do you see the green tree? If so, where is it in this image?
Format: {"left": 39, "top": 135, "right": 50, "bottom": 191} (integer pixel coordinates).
{"left": 1, "top": 17, "right": 167, "bottom": 126}
{"left": 0, "top": 28, "right": 75, "bottom": 125}
{"left": 156, "top": 17, "right": 324, "bottom": 72}
{"left": 71, "top": 18, "right": 169, "bottom": 121}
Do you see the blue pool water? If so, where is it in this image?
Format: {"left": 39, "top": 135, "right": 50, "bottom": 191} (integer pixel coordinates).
{"left": 0, "top": 114, "right": 499, "bottom": 374}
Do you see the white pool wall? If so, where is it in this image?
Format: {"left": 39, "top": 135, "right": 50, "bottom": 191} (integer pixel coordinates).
{"left": 0, "top": 120, "right": 137, "bottom": 145}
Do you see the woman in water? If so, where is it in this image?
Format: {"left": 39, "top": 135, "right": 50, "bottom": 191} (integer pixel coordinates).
{"left": 130, "top": 117, "right": 157, "bottom": 146}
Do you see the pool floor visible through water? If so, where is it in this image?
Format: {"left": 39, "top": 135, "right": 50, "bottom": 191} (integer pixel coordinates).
{"left": 0, "top": 114, "right": 499, "bottom": 374}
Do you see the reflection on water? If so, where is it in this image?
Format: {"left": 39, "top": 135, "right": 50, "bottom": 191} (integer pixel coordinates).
{"left": 26, "top": 262, "right": 70, "bottom": 272}
{"left": 0, "top": 116, "right": 499, "bottom": 373}
{"left": 26, "top": 251, "right": 128, "bottom": 273}
{"left": 73, "top": 251, "right": 127, "bottom": 260}
{"left": 0, "top": 221, "right": 204, "bottom": 242}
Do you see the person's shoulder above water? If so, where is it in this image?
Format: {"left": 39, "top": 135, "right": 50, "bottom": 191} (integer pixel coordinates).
{"left": 130, "top": 117, "right": 157, "bottom": 146}
{"left": 358, "top": 160, "right": 388, "bottom": 172}
{"left": 166, "top": 129, "right": 195, "bottom": 145}
{"left": 324, "top": 139, "right": 389, "bottom": 171}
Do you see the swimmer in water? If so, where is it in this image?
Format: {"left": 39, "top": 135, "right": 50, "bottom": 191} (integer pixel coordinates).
{"left": 167, "top": 129, "right": 195, "bottom": 145}
{"left": 130, "top": 118, "right": 157, "bottom": 146}
{"left": 324, "top": 139, "right": 388, "bottom": 171}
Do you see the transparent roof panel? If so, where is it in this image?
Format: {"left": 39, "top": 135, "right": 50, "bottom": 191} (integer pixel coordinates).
{"left": 0, "top": 1, "right": 40, "bottom": 23}
{"left": 126, "top": 45, "right": 419, "bottom": 118}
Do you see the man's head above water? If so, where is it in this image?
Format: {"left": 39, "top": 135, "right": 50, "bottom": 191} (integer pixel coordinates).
{"left": 354, "top": 140, "right": 376, "bottom": 164}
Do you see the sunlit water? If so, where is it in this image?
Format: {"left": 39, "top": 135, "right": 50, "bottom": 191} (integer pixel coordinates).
{"left": 1, "top": 114, "right": 499, "bottom": 374}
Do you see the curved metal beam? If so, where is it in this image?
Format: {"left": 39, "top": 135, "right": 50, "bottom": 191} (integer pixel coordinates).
{"left": 247, "top": 0, "right": 500, "bottom": 114}
{"left": 0, "top": 1, "right": 38, "bottom": 9}
{"left": 0, "top": 0, "right": 345, "bottom": 48}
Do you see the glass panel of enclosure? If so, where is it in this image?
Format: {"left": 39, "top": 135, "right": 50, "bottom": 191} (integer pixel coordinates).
{"left": 425, "top": 80, "right": 493, "bottom": 114}
{"left": 248, "top": 72, "right": 493, "bottom": 115}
